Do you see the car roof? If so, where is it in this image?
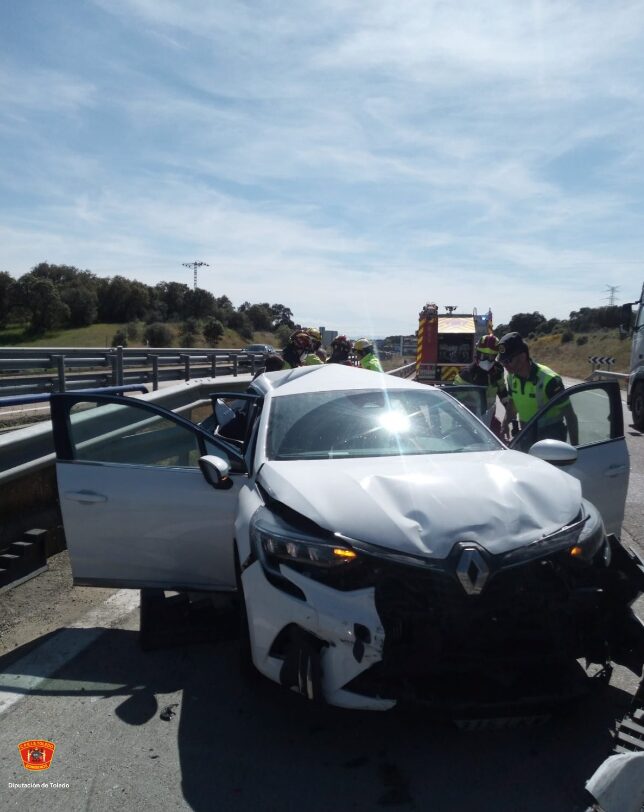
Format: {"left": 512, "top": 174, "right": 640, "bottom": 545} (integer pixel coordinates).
{"left": 251, "top": 363, "right": 437, "bottom": 398}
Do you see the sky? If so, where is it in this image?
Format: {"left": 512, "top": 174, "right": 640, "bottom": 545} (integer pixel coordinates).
{"left": 1, "top": 1, "right": 643, "bottom": 337}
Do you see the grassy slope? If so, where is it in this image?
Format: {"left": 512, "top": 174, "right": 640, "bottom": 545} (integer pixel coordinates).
{"left": 526, "top": 331, "right": 631, "bottom": 382}
{"left": 0, "top": 323, "right": 278, "bottom": 349}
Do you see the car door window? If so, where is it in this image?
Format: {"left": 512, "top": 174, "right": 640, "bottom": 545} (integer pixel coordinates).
{"left": 512, "top": 385, "right": 618, "bottom": 453}
{"left": 441, "top": 385, "right": 487, "bottom": 420}
{"left": 67, "top": 399, "right": 232, "bottom": 469}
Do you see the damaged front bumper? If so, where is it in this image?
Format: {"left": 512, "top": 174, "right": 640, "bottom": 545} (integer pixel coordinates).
{"left": 242, "top": 534, "right": 644, "bottom": 715}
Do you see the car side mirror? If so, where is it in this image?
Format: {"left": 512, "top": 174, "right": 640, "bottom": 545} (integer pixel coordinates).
{"left": 528, "top": 439, "right": 578, "bottom": 466}
{"left": 199, "top": 455, "right": 234, "bottom": 490}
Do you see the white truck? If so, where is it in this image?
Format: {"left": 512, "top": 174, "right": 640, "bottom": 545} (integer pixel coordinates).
{"left": 625, "top": 282, "right": 644, "bottom": 431}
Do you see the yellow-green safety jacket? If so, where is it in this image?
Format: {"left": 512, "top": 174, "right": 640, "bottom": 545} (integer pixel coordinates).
{"left": 360, "top": 352, "right": 383, "bottom": 372}
{"left": 507, "top": 361, "right": 565, "bottom": 425}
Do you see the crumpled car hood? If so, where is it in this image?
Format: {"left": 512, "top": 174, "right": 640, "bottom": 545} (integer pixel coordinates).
{"left": 257, "top": 450, "right": 582, "bottom": 558}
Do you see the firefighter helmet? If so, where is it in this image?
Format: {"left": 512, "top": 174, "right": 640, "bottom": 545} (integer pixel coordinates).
{"left": 331, "top": 334, "right": 352, "bottom": 351}
{"left": 289, "top": 331, "right": 313, "bottom": 352}
{"left": 354, "top": 338, "right": 373, "bottom": 355}
{"left": 476, "top": 334, "right": 500, "bottom": 356}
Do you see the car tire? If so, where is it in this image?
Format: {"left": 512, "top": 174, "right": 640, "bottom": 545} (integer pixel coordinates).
{"left": 234, "top": 546, "right": 257, "bottom": 680}
{"left": 632, "top": 382, "right": 644, "bottom": 431}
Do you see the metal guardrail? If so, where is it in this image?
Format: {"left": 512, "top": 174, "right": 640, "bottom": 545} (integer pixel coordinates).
{"left": 0, "top": 346, "right": 265, "bottom": 395}
{"left": 388, "top": 362, "right": 416, "bottom": 378}
{"left": 585, "top": 369, "right": 630, "bottom": 383}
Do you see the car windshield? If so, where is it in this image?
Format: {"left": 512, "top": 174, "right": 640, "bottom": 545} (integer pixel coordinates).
{"left": 266, "top": 388, "right": 501, "bottom": 460}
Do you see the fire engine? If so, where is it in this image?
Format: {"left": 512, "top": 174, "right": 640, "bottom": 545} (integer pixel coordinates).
{"left": 415, "top": 303, "right": 493, "bottom": 383}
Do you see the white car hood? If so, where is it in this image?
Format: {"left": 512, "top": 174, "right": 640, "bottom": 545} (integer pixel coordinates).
{"left": 257, "top": 450, "right": 582, "bottom": 558}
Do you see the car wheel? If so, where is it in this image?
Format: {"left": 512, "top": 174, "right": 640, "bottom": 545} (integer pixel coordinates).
{"left": 234, "top": 546, "right": 257, "bottom": 679}
{"left": 632, "top": 382, "right": 644, "bottom": 431}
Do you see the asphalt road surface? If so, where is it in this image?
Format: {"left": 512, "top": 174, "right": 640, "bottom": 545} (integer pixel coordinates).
{"left": 0, "top": 378, "right": 641, "bottom": 811}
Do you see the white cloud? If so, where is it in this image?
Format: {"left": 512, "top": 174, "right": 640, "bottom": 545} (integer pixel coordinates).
{"left": 1, "top": 1, "right": 643, "bottom": 333}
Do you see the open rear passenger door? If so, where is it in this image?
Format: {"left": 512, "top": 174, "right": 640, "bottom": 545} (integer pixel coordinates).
{"left": 51, "top": 393, "right": 246, "bottom": 591}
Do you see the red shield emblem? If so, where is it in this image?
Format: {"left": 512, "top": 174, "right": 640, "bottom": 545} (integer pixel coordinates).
{"left": 18, "top": 740, "right": 56, "bottom": 771}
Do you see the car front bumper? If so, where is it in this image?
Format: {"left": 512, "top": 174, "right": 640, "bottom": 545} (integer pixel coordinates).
{"left": 242, "top": 536, "right": 644, "bottom": 714}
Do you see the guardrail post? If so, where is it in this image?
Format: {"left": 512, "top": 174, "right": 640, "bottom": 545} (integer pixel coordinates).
{"left": 53, "top": 354, "right": 65, "bottom": 392}
{"left": 181, "top": 354, "right": 190, "bottom": 381}
{"left": 150, "top": 355, "right": 159, "bottom": 391}
{"left": 110, "top": 351, "right": 118, "bottom": 385}
{"left": 117, "top": 345, "right": 124, "bottom": 386}
{"left": 210, "top": 353, "right": 217, "bottom": 378}
{"left": 232, "top": 354, "right": 238, "bottom": 377}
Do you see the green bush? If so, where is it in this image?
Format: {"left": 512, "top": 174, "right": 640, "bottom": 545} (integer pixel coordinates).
{"left": 576, "top": 335, "right": 588, "bottom": 346}
{"left": 144, "top": 322, "right": 174, "bottom": 347}
{"left": 561, "top": 331, "right": 574, "bottom": 344}
{"left": 111, "top": 329, "right": 128, "bottom": 347}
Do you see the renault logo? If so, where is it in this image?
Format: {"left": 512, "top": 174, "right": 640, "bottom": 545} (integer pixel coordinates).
{"left": 456, "top": 548, "right": 489, "bottom": 595}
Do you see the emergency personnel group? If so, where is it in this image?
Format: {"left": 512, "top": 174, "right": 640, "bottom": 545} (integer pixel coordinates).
{"left": 265, "top": 330, "right": 383, "bottom": 373}
{"left": 264, "top": 328, "right": 574, "bottom": 445}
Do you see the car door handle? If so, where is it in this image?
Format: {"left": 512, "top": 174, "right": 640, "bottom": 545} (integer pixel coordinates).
{"left": 64, "top": 490, "right": 108, "bottom": 504}
{"left": 603, "top": 465, "right": 627, "bottom": 478}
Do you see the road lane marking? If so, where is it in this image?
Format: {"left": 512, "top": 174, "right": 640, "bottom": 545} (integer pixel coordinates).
{"left": 0, "top": 590, "right": 140, "bottom": 716}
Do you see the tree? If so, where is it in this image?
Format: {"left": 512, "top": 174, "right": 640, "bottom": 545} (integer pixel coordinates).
{"left": 154, "top": 282, "right": 190, "bottom": 320}
{"left": 507, "top": 312, "right": 547, "bottom": 337}
{"left": 184, "top": 288, "right": 216, "bottom": 320}
{"left": 270, "top": 303, "right": 294, "bottom": 329}
{"left": 61, "top": 283, "right": 98, "bottom": 327}
{"left": 203, "top": 318, "right": 225, "bottom": 347}
{"left": 0, "top": 271, "right": 15, "bottom": 328}
{"left": 227, "top": 310, "right": 253, "bottom": 340}
{"left": 246, "top": 303, "right": 273, "bottom": 331}
{"left": 14, "top": 276, "right": 70, "bottom": 334}
{"left": 144, "top": 322, "right": 174, "bottom": 347}
{"left": 98, "top": 276, "right": 150, "bottom": 322}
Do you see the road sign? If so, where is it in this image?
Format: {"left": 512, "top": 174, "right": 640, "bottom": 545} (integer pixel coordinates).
{"left": 588, "top": 356, "right": 615, "bottom": 366}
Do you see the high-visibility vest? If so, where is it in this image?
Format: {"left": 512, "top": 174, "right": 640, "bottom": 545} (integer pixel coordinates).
{"left": 507, "top": 362, "right": 563, "bottom": 424}
{"left": 360, "top": 353, "right": 383, "bottom": 372}
{"left": 304, "top": 353, "right": 323, "bottom": 366}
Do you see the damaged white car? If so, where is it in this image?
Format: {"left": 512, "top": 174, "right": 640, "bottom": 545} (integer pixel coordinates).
{"left": 51, "top": 365, "right": 644, "bottom": 715}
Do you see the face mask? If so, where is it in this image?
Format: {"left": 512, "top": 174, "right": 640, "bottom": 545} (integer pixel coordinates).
{"left": 479, "top": 359, "right": 494, "bottom": 372}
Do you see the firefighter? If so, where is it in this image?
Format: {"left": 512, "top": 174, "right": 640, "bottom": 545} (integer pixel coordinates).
{"left": 498, "top": 332, "right": 578, "bottom": 444}
{"left": 281, "top": 331, "right": 314, "bottom": 369}
{"left": 327, "top": 335, "right": 354, "bottom": 365}
{"left": 303, "top": 328, "right": 326, "bottom": 364}
{"left": 354, "top": 339, "right": 383, "bottom": 372}
{"left": 454, "top": 334, "right": 515, "bottom": 439}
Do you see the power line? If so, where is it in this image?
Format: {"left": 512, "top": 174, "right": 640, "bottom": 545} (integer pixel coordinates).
{"left": 182, "top": 260, "right": 209, "bottom": 290}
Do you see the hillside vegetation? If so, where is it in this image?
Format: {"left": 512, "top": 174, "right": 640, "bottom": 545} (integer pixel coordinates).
{"left": 524, "top": 330, "right": 631, "bottom": 382}
{"left": 0, "top": 322, "right": 276, "bottom": 350}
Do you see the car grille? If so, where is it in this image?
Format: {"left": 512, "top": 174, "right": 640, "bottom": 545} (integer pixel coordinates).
{"left": 346, "top": 554, "right": 606, "bottom": 705}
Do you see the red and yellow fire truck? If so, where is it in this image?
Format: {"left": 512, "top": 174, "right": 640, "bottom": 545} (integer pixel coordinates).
{"left": 415, "top": 303, "right": 493, "bottom": 383}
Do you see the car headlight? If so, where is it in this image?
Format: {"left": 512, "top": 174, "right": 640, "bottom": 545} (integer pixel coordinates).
{"left": 501, "top": 501, "right": 606, "bottom": 568}
{"left": 568, "top": 500, "right": 607, "bottom": 564}
{"left": 250, "top": 508, "right": 360, "bottom": 586}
